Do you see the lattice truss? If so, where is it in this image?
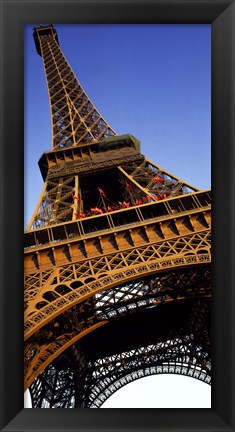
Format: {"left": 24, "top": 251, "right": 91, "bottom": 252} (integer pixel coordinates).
{"left": 30, "top": 177, "right": 75, "bottom": 229}
{"left": 25, "top": 229, "right": 211, "bottom": 335}
{"left": 30, "top": 336, "right": 211, "bottom": 408}
{"left": 36, "top": 26, "right": 116, "bottom": 150}
{"left": 28, "top": 287, "right": 211, "bottom": 408}
{"left": 86, "top": 337, "right": 211, "bottom": 408}
{"left": 86, "top": 336, "right": 211, "bottom": 408}
{"left": 28, "top": 25, "right": 198, "bottom": 231}
{"left": 27, "top": 157, "right": 198, "bottom": 230}
{"left": 118, "top": 158, "right": 197, "bottom": 201}
{"left": 25, "top": 261, "right": 211, "bottom": 388}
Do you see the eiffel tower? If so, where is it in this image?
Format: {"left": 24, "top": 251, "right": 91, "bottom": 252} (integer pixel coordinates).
{"left": 24, "top": 24, "right": 211, "bottom": 408}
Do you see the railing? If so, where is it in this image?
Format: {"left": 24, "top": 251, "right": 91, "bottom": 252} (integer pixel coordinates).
{"left": 24, "top": 189, "right": 211, "bottom": 250}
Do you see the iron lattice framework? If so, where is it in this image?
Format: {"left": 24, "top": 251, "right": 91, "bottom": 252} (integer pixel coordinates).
{"left": 24, "top": 24, "right": 211, "bottom": 408}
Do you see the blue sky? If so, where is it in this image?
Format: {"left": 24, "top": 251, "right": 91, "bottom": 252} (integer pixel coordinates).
{"left": 24, "top": 24, "right": 211, "bottom": 228}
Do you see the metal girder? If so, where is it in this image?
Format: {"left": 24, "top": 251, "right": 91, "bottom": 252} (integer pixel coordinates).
{"left": 34, "top": 25, "right": 116, "bottom": 150}
{"left": 25, "top": 265, "right": 211, "bottom": 391}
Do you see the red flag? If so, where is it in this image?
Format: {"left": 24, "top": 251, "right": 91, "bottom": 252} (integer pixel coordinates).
{"left": 96, "top": 207, "right": 103, "bottom": 214}
{"left": 153, "top": 176, "right": 164, "bottom": 183}
{"left": 72, "top": 193, "right": 80, "bottom": 202}
{"left": 125, "top": 181, "right": 133, "bottom": 191}
{"left": 75, "top": 212, "right": 86, "bottom": 218}
{"left": 72, "top": 193, "right": 79, "bottom": 201}
{"left": 98, "top": 187, "right": 107, "bottom": 198}
{"left": 147, "top": 195, "right": 159, "bottom": 202}
{"left": 91, "top": 207, "right": 103, "bottom": 214}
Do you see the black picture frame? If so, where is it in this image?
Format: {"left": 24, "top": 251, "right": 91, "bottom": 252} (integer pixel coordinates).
{"left": 0, "top": 0, "right": 234, "bottom": 431}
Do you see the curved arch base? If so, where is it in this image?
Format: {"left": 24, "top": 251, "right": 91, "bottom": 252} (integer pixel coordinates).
{"left": 30, "top": 298, "right": 211, "bottom": 408}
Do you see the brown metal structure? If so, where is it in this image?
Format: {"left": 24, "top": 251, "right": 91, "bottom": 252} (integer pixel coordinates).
{"left": 24, "top": 24, "right": 211, "bottom": 408}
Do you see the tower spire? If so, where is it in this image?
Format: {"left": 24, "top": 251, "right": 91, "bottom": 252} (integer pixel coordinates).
{"left": 33, "top": 24, "right": 116, "bottom": 150}
{"left": 26, "top": 25, "right": 199, "bottom": 232}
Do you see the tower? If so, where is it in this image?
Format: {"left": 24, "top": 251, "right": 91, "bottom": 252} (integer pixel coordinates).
{"left": 24, "top": 24, "right": 211, "bottom": 408}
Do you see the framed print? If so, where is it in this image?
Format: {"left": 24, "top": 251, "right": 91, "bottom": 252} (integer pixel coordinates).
{"left": 0, "top": 0, "right": 234, "bottom": 431}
